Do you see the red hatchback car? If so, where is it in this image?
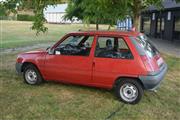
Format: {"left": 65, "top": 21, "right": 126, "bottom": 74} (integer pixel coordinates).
{"left": 16, "top": 31, "right": 167, "bottom": 104}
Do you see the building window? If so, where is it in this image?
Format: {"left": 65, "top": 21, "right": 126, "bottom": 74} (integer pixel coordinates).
{"left": 175, "top": 17, "right": 180, "bottom": 32}
{"left": 174, "top": 16, "right": 180, "bottom": 40}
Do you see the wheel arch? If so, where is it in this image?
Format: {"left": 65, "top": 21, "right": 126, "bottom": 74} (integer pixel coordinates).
{"left": 21, "top": 62, "right": 39, "bottom": 73}
{"left": 113, "top": 76, "right": 144, "bottom": 89}
{"left": 21, "top": 62, "right": 45, "bottom": 80}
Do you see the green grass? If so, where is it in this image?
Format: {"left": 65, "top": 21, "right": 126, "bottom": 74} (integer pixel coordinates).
{"left": 1, "top": 21, "right": 110, "bottom": 49}
{"left": 0, "top": 51, "right": 180, "bottom": 120}
{"left": 0, "top": 21, "right": 82, "bottom": 49}
{"left": 0, "top": 21, "right": 180, "bottom": 120}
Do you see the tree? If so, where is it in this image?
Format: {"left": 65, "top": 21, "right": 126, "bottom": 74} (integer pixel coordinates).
{"left": 0, "top": 0, "right": 18, "bottom": 16}
{"left": 1, "top": 0, "right": 64, "bottom": 34}
{"left": 101, "top": 0, "right": 129, "bottom": 29}
{"left": 24, "top": 0, "right": 64, "bottom": 34}
{"left": 65, "top": 0, "right": 129, "bottom": 30}
{"left": 128, "top": 0, "right": 163, "bottom": 31}
{"left": 65, "top": 0, "right": 104, "bottom": 30}
{"left": 66, "top": 0, "right": 180, "bottom": 31}
{"left": 2, "top": 0, "right": 180, "bottom": 33}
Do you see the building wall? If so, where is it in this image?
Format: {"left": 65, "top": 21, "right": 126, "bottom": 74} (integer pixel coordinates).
{"left": 44, "top": 12, "right": 71, "bottom": 23}
{"left": 44, "top": 12, "right": 82, "bottom": 24}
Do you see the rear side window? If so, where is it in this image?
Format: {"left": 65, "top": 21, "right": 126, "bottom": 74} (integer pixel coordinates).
{"left": 118, "top": 38, "right": 129, "bottom": 49}
{"left": 97, "top": 37, "right": 114, "bottom": 48}
{"left": 95, "top": 36, "right": 133, "bottom": 59}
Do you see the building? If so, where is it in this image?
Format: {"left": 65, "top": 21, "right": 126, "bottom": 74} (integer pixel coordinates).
{"left": 44, "top": 4, "right": 82, "bottom": 24}
{"left": 141, "top": 0, "right": 180, "bottom": 41}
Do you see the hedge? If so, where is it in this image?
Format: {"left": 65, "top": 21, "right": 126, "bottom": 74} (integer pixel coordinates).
{"left": 17, "top": 14, "right": 34, "bottom": 21}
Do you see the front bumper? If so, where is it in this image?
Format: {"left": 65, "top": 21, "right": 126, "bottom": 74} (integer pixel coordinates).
{"left": 15, "top": 63, "right": 23, "bottom": 74}
{"left": 139, "top": 63, "right": 168, "bottom": 90}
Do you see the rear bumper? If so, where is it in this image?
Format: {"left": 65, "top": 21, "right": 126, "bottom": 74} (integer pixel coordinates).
{"left": 139, "top": 63, "right": 168, "bottom": 90}
{"left": 15, "top": 63, "right": 23, "bottom": 74}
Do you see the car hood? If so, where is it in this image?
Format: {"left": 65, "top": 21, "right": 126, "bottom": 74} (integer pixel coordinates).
{"left": 23, "top": 49, "right": 46, "bottom": 55}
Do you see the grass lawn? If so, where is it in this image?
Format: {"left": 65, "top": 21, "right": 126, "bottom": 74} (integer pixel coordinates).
{"left": 0, "top": 21, "right": 180, "bottom": 120}
{"left": 1, "top": 20, "right": 110, "bottom": 49}
{"left": 0, "top": 21, "right": 82, "bottom": 49}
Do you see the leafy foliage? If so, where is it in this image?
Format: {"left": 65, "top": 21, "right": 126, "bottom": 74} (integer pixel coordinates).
{"left": 27, "top": 0, "right": 63, "bottom": 34}
{"left": 0, "top": 0, "right": 18, "bottom": 16}
{"left": 0, "top": 4, "right": 7, "bottom": 16}
{"left": 65, "top": 0, "right": 129, "bottom": 30}
{"left": 1, "top": 0, "right": 64, "bottom": 34}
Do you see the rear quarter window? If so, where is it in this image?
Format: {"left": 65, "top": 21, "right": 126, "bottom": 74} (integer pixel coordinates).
{"left": 130, "top": 35, "right": 159, "bottom": 58}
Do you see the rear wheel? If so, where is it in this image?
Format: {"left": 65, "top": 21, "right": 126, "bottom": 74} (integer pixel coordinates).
{"left": 115, "top": 79, "right": 143, "bottom": 104}
{"left": 23, "top": 64, "right": 43, "bottom": 85}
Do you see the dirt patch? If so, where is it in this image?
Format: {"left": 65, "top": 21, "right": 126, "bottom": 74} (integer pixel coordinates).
{"left": 0, "top": 42, "right": 54, "bottom": 54}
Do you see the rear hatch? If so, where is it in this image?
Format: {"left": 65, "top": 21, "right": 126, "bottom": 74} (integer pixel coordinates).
{"left": 134, "top": 34, "right": 164, "bottom": 73}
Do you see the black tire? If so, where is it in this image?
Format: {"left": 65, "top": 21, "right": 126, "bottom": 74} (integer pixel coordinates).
{"left": 115, "top": 79, "right": 143, "bottom": 104}
{"left": 23, "top": 64, "right": 43, "bottom": 85}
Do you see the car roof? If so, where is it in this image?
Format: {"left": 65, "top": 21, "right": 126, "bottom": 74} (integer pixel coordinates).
{"left": 69, "top": 30, "right": 141, "bottom": 37}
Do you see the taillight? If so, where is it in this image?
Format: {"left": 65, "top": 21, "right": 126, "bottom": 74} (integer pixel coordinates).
{"left": 154, "top": 54, "right": 160, "bottom": 60}
{"left": 140, "top": 55, "right": 154, "bottom": 72}
{"left": 154, "top": 54, "right": 164, "bottom": 67}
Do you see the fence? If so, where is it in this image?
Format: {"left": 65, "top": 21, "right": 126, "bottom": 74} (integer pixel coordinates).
{"left": 117, "top": 17, "right": 132, "bottom": 31}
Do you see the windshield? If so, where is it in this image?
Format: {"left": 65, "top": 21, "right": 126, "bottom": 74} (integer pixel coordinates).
{"left": 135, "top": 34, "right": 159, "bottom": 57}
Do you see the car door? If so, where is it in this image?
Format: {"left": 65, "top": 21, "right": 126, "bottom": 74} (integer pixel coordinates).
{"left": 92, "top": 35, "right": 135, "bottom": 88}
{"left": 44, "top": 34, "right": 95, "bottom": 85}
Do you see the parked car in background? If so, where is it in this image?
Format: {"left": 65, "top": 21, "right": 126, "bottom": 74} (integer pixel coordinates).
{"left": 16, "top": 31, "right": 167, "bottom": 104}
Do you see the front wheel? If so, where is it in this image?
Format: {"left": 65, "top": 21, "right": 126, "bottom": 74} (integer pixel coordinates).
{"left": 115, "top": 79, "right": 143, "bottom": 104}
{"left": 23, "top": 64, "right": 43, "bottom": 85}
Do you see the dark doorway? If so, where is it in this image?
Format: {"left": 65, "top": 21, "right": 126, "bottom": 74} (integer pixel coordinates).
{"left": 173, "top": 16, "right": 180, "bottom": 40}
{"left": 143, "top": 16, "right": 151, "bottom": 35}
{"left": 156, "top": 14, "right": 165, "bottom": 39}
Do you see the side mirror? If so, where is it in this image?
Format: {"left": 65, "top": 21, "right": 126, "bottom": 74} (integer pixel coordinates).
{"left": 46, "top": 47, "right": 50, "bottom": 51}
{"left": 47, "top": 48, "right": 55, "bottom": 55}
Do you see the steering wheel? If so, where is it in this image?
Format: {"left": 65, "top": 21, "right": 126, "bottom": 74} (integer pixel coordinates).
{"left": 64, "top": 44, "right": 75, "bottom": 50}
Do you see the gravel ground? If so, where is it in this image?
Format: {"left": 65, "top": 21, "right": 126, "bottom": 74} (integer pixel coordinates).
{"left": 0, "top": 42, "right": 54, "bottom": 54}
{"left": 150, "top": 38, "right": 180, "bottom": 58}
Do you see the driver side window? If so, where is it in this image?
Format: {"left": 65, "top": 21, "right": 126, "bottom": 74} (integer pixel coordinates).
{"left": 55, "top": 35, "right": 94, "bottom": 56}
{"left": 60, "top": 36, "right": 83, "bottom": 46}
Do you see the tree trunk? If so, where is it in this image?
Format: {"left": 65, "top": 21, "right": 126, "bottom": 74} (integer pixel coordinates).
{"left": 133, "top": 14, "right": 140, "bottom": 32}
{"left": 96, "top": 23, "right": 99, "bottom": 30}
{"left": 108, "top": 25, "right": 111, "bottom": 30}
{"left": 132, "top": 0, "right": 141, "bottom": 32}
{"left": 96, "top": 18, "right": 99, "bottom": 30}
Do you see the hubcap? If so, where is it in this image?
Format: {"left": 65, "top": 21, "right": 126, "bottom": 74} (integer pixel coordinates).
{"left": 25, "top": 69, "right": 37, "bottom": 84}
{"left": 120, "top": 83, "right": 138, "bottom": 102}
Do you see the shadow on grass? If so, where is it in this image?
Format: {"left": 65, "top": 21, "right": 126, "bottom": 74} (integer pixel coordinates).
{"left": 44, "top": 80, "right": 116, "bottom": 98}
